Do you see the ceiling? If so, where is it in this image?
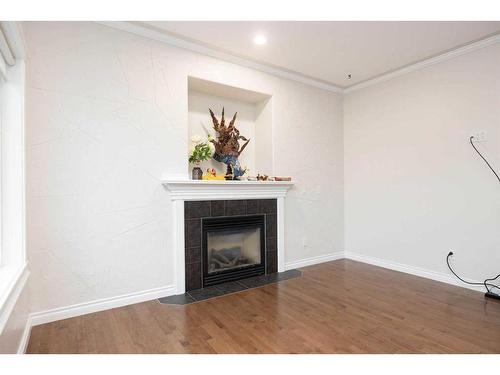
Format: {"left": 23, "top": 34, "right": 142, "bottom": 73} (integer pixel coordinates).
{"left": 141, "top": 21, "right": 500, "bottom": 88}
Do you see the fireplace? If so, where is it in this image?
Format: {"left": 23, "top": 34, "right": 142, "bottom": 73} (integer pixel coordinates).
{"left": 163, "top": 179, "right": 293, "bottom": 295}
{"left": 183, "top": 199, "right": 279, "bottom": 291}
{"left": 202, "top": 215, "right": 266, "bottom": 287}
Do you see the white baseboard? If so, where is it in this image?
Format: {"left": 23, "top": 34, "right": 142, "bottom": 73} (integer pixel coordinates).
{"left": 30, "top": 284, "right": 176, "bottom": 327}
{"left": 0, "top": 263, "right": 30, "bottom": 335}
{"left": 17, "top": 316, "right": 32, "bottom": 354}
{"left": 285, "top": 251, "right": 345, "bottom": 270}
{"left": 344, "top": 251, "right": 485, "bottom": 293}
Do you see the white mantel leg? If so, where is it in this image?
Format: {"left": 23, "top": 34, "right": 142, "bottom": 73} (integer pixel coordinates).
{"left": 172, "top": 199, "right": 186, "bottom": 295}
{"left": 277, "top": 196, "right": 285, "bottom": 272}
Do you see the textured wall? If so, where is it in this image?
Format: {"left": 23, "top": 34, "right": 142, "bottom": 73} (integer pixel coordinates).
{"left": 344, "top": 43, "right": 500, "bottom": 281}
{"left": 24, "top": 22, "right": 344, "bottom": 314}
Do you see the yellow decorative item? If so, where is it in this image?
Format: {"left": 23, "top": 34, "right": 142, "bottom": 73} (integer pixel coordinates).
{"left": 202, "top": 168, "right": 225, "bottom": 180}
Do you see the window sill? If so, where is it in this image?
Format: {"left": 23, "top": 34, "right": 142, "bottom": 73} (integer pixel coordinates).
{"left": 0, "top": 262, "right": 29, "bottom": 335}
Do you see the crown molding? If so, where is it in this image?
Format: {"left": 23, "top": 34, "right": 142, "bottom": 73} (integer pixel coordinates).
{"left": 97, "top": 21, "right": 344, "bottom": 94}
{"left": 97, "top": 22, "right": 499, "bottom": 96}
{"left": 344, "top": 32, "right": 500, "bottom": 93}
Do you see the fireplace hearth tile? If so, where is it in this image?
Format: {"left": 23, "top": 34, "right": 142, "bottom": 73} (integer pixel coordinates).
{"left": 158, "top": 293, "right": 195, "bottom": 305}
{"left": 158, "top": 270, "right": 302, "bottom": 305}
{"left": 214, "top": 281, "right": 248, "bottom": 294}
{"left": 237, "top": 275, "right": 271, "bottom": 288}
{"left": 188, "top": 286, "right": 225, "bottom": 301}
{"left": 275, "top": 269, "right": 301, "bottom": 280}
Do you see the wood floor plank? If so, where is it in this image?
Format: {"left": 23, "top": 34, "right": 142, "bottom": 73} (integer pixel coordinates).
{"left": 27, "top": 259, "right": 500, "bottom": 354}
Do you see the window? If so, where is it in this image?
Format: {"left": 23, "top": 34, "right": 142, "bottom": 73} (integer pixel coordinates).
{"left": 0, "top": 21, "right": 28, "bottom": 335}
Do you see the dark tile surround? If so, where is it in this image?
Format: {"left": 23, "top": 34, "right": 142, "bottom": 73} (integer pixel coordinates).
{"left": 159, "top": 269, "right": 301, "bottom": 305}
{"left": 184, "top": 199, "right": 278, "bottom": 291}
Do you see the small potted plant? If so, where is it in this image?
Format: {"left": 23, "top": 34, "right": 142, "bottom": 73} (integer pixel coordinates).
{"left": 188, "top": 136, "right": 212, "bottom": 180}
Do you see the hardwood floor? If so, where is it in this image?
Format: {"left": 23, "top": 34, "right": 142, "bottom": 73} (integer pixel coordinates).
{"left": 27, "top": 259, "right": 500, "bottom": 353}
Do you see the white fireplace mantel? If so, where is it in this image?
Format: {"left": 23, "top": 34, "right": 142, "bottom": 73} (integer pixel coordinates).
{"left": 162, "top": 179, "right": 294, "bottom": 295}
{"left": 162, "top": 179, "right": 293, "bottom": 201}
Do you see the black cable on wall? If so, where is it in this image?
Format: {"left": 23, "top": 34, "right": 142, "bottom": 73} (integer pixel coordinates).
{"left": 446, "top": 136, "right": 500, "bottom": 294}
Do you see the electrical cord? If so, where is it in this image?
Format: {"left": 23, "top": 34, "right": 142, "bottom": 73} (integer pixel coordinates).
{"left": 445, "top": 136, "right": 500, "bottom": 295}
{"left": 446, "top": 252, "right": 499, "bottom": 293}
{"left": 469, "top": 136, "right": 500, "bottom": 184}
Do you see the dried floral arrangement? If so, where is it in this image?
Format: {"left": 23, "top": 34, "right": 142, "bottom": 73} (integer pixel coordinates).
{"left": 208, "top": 108, "right": 250, "bottom": 179}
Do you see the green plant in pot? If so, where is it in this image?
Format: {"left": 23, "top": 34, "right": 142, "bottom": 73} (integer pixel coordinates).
{"left": 188, "top": 137, "right": 212, "bottom": 180}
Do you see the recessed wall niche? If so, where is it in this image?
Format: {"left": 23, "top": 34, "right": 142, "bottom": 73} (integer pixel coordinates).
{"left": 188, "top": 77, "right": 273, "bottom": 178}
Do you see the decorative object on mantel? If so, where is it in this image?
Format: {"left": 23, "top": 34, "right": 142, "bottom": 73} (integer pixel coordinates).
{"left": 245, "top": 175, "right": 292, "bottom": 182}
{"left": 188, "top": 136, "right": 212, "bottom": 180}
{"left": 202, "top": 168, "right": 225, "bottom": 181}
{"left": 208, "top": 107, "right": 250, "bottom": 180}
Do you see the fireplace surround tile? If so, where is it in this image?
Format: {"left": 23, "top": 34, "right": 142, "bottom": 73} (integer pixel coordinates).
{"left": 260, "top": 199, "right": 277, "bottom": 214}
{"left": 247, "top": 199, "right": 277, "bottom": 214}
{"left": 266, "top": 214, "right": 277, "bottom": 238}
{"left": 266, "top": 236, "right": 277, "bottom": 253}
{"left": 184, "top": 199, "right": 278, "bottom": 291}
{"left": 186, "top": 262, "right": 202, "bottom": 290}
{"left": 185, "top": 246, "right": 201, "bottom": 265}
{"left": 185, "top": 219, "right": 201, "bottom": 248}
{"left": 266, "top": 251, "right": 277, "bottom": 274}
{"left": 246, "top": 199, "right": 260, "bottom": 214}
{"left": 210, "top": 200, "right": 225, "bottom": 217}
{"left": 224, "top": 200, "right": 247, "bottom": 216}
{"left": 185, "top": 201, "right": 210, "bottom": 219}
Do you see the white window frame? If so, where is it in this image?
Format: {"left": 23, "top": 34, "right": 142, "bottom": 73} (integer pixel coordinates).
{"left": 0, "top": 21, "right": 29, "bottom": 335}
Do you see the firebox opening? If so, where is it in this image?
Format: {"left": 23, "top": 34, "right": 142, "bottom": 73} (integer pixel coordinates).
{"left": 202, "top": 214, "right": 266, "bottom": 287}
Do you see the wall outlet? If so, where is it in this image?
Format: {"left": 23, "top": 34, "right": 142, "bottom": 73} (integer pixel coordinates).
{"left": 470, "top": 131, "right": 487, "bottom": 142}
{"left": 302, "top": 237, "right": 308, "bottom": 248}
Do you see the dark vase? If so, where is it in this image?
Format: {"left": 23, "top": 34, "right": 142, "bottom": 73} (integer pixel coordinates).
{"left": 192, "top": 166, "right": 203, "bottom": 180}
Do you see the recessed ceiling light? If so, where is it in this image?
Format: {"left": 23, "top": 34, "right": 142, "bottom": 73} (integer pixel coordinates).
{"left": 253, "top": 34, "right": 267, "bottom": 45}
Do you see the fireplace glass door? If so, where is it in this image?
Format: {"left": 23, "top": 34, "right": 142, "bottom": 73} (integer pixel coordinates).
{"left": 202, "top": 215, "right": 265, "bottom": 287}
{"left": 207, "top": 227, "right": 262, "bottom": 274}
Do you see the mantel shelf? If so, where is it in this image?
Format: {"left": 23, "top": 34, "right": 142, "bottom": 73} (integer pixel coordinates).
{"left": 162, "top": 179, "right": 294, "bottom": 201}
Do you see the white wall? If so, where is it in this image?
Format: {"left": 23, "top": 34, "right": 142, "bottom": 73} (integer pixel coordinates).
{"left": 255, "top": 99, "right": 274, "bottom": 176}
{"left": 24, "top": 22, "right": 344, "bottom": 315}
{"left": 344, "top": 43, "right": 500, "bottom": 283}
